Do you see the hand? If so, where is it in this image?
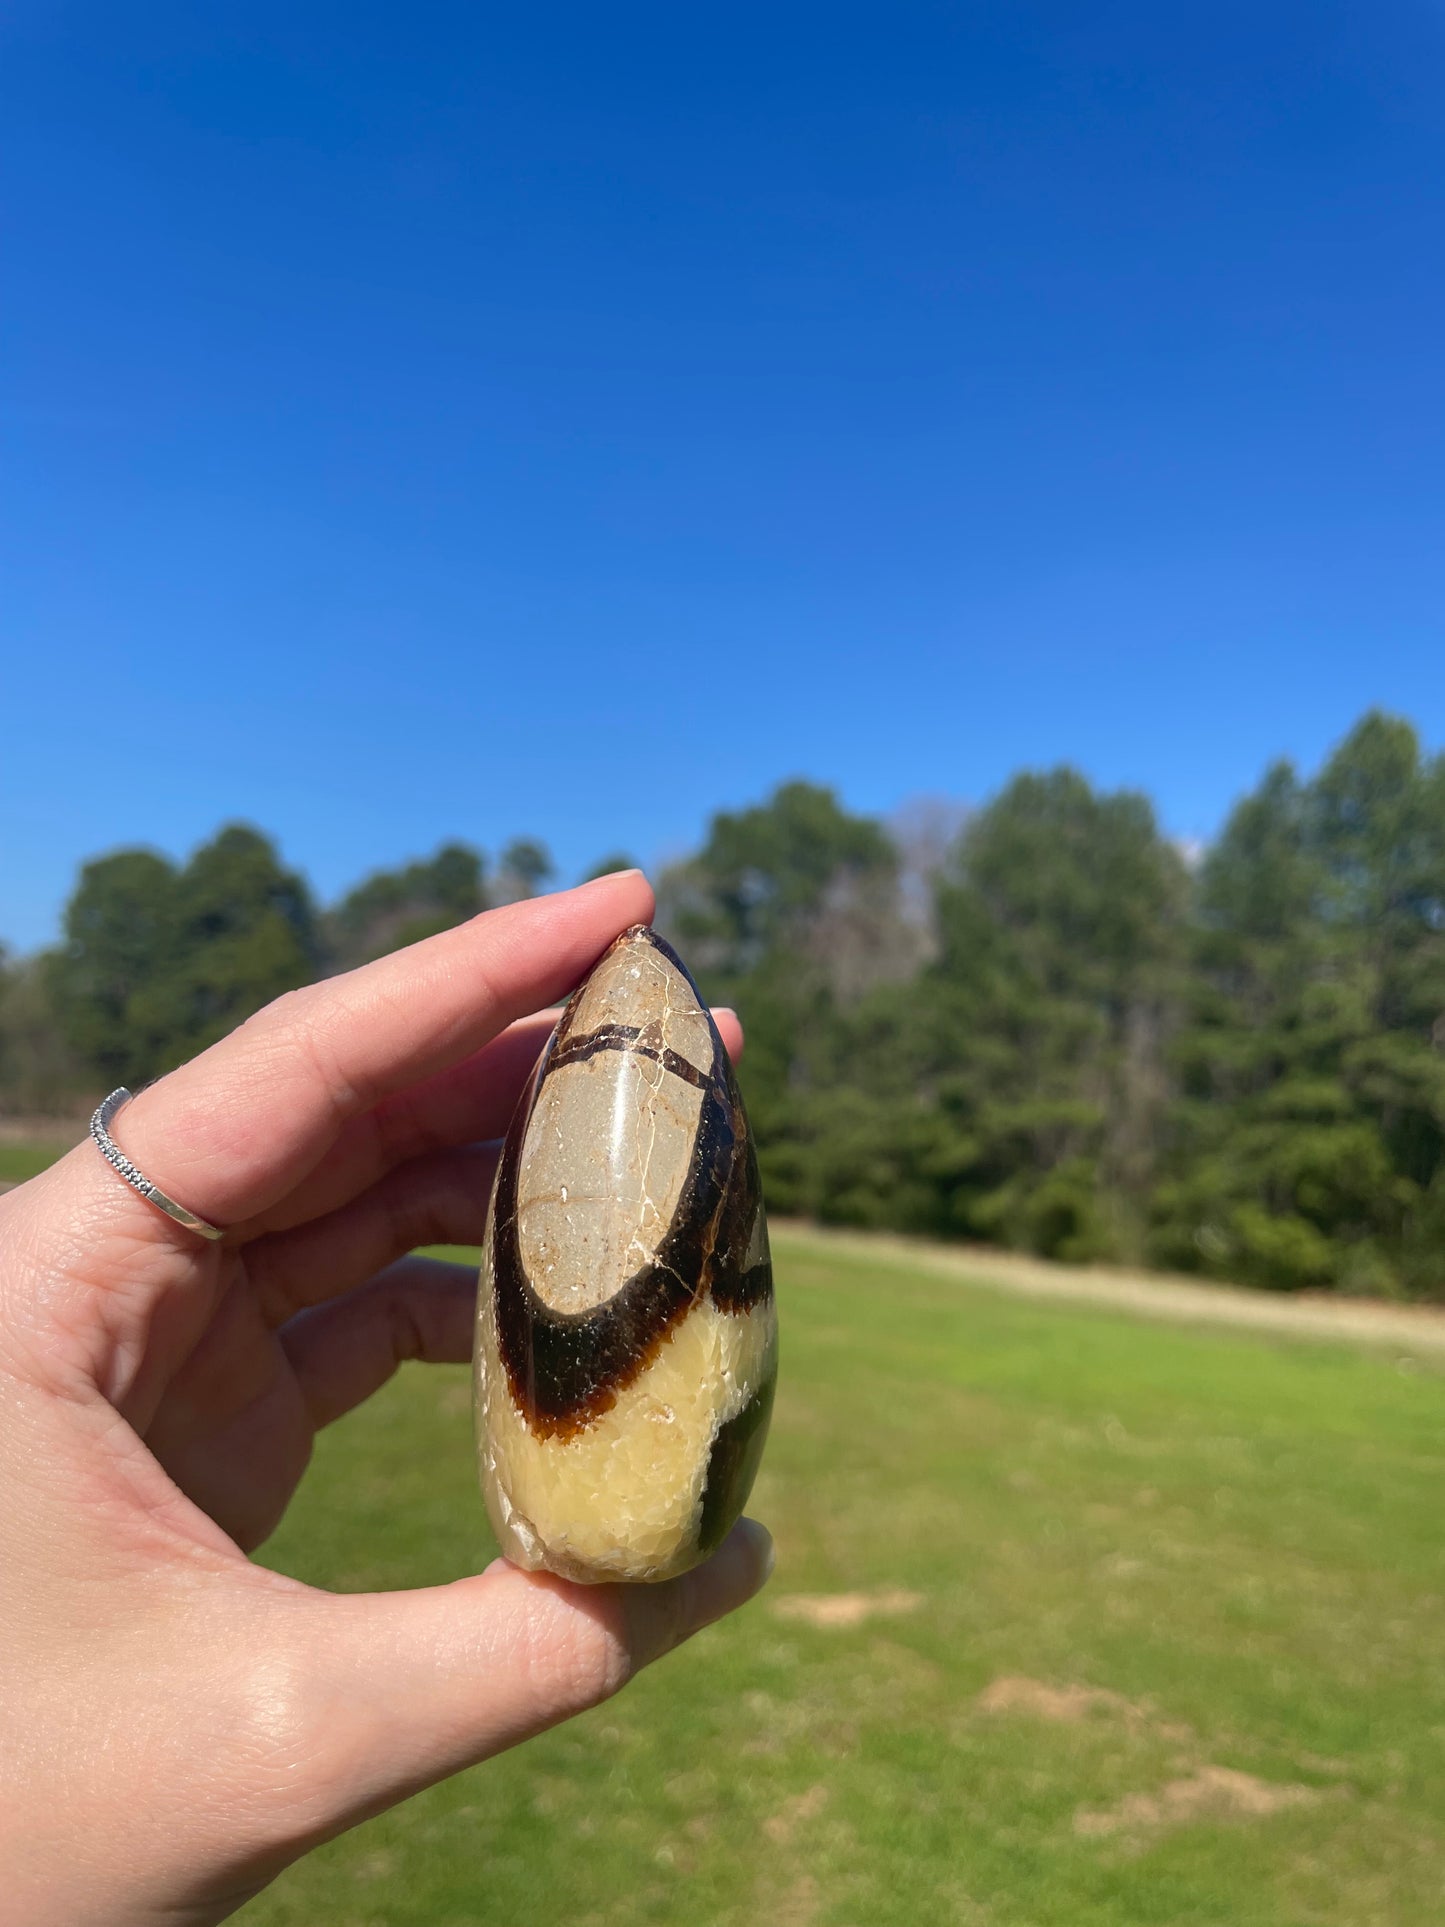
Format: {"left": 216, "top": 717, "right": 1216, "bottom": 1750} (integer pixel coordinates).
{"left": 0, "top": 873, "right": 773, "bottom": 1927}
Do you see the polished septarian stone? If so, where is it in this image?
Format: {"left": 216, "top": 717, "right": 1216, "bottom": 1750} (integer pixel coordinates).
{"left": 474, "top": 924, "right": 777, "bottom": 1583}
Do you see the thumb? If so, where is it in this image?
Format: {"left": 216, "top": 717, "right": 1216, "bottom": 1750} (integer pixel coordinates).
{"left": 284, "top": 1519, "right": 774, "bottom": 1838}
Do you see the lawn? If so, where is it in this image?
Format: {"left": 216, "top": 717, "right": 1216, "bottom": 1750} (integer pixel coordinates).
{"left": 0, "top": 1139, "right": 75, "bottom": 1185}
{"left": 234, "top": 1227, "right": 1445, "bottom": 1927}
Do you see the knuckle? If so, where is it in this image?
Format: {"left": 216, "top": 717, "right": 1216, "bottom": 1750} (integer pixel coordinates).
{"left": 515, "top": 1586, "right": 634, "bottom": 1714}
{"left": 387, "top": 1153, "right": 482, "bottom": 1251}
{"left": 186, "top": 1639, "right": 339, "bottom": 1838}
{"left": 233, "top": 984, "right": 320, "bottom": 1076}
{"left": 251, "top": 981, "right": 316, "bottom": 1032}
{"left": 243, "top": 987, "right": 359, "bottom": 1120}
{"left": 387, "top": 1169, "right": 443, "bottom": 1253}
{"left": 371, "top": 1087, "right": 430, "bottom": 1167}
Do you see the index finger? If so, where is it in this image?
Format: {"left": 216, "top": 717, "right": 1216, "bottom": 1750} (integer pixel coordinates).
{"left": 114, "top": 870, "right": 656, "bottom": 1228}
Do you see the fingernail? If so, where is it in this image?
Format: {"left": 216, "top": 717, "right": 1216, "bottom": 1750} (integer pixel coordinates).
{"left": 584, "top": 867, "right": 646, "bottom": 888}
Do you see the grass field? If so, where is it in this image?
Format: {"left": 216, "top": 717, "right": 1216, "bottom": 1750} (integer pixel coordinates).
{"left": 228, "top": 1227, "right": 1445, "bottom": 1927}
{"left": 0, "top": 1139, "right": 74, "bottom": 1185}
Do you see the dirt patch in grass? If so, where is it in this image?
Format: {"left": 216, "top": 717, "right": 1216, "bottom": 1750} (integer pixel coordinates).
{"left": 977, "top": 1676, "right": 1137, "bottom": 1722}
{"left": 764, "top": 1783, "right": 830, "bottom": 1844}
{"left": 978, "top": 1676, "right": 1327, "bottom": 1840}
{"left": 773, "top": 1588, "right": 923, "bottom": 1629}
{"left": 772, "top": 1874, "right": 821, "bottom": 1926}
{"left": 975, "top": 1674, "right": 1192, "bottom": 1744}
{"left": 1073, "top": 1765, "right": 1319, "bottom": 1837}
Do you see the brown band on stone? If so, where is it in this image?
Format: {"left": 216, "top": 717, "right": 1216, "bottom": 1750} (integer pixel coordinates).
{"left": 491, "top": 926, "right": 773, "bottom": 1440}
{"left": 710, "top": 1258, "right": 774, "bottom": 1314}
{"left": 547, "top": 1020, "right": 711, "bottom": 1091}
{"left": 696, "top": 1375, "right": 776, "bottom": 1554}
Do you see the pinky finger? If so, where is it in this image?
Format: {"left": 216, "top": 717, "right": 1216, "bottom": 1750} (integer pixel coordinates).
{"left": 280, "top": 1255, "right": 476, "bottom": 1430}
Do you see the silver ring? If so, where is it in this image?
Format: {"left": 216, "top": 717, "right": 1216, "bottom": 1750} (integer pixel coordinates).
{"left": 89, "top": 1089, "right": 226, "bottom": 1242}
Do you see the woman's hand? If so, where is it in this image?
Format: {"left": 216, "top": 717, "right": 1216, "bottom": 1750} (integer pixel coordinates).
{"left": 0, "top": 872, "right": 772, "bottom": 1927}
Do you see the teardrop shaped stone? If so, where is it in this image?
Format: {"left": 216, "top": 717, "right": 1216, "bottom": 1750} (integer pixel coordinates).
{"left": 474, "top": 923, "right": 777, "bottom": 1583}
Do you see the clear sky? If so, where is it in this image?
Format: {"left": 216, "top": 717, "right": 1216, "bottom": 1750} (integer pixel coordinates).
{"left": 3, "top": 1, "right": 1443, "bottom": 950}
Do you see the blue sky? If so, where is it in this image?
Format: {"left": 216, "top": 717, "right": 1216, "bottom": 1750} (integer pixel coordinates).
{"left": 3, "top": 1, "right": 1443, "bottom": 950}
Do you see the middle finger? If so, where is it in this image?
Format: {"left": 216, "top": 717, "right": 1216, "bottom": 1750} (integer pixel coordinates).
{"left": 232, "top": 1014, "right": 556, "bottom": 1240}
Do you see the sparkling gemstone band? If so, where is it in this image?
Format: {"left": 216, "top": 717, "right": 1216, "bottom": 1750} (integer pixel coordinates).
{"left": 89, "top": 1088, "right": 226, "bottom": 1241}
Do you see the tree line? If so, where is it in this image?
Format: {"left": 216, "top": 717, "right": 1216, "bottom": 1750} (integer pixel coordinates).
{"left": 0, "top": 836, "right": 631, "bottom": 1099}
{"left": 4, "top": 709, "right": 1444, "bottom": 1299}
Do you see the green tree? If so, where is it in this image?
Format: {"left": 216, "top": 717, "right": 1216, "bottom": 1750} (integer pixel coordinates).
{"left": 48, "top": 849, "right": 180, "bottom": 1086}
{"left": 0, "top": 946, "right": 84, "bottom": 1114}
{"left": 51, "top": 827, "right": 318, "bottom": 1086}
{"left": 326, "top": 842, "right": 486, "bottom": 968}
{"left": 660, "top": 781, "right": 907, "bottom": 1216}
{"left": 920, "top": 770, "right": 1188, "bottom": 1259}
{"left": 1154, "top": 714, "right": 1445, "bottom": 1295}
{"left": 665, "top": 779, "right": 898, "bottom": 980}
{"left": 495, "top": 838, "right": 555, "bottom": 903}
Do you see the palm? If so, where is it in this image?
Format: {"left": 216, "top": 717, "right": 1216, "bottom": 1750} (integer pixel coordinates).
{"left": 87, "top": 1111, "right": 504, "bottom": 1555}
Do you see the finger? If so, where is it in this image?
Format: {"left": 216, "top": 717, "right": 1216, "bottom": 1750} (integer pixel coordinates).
{"left": 280, "top": 1257, "right": 475, "bottom": 1429}
{"left": 247, "top": 1147, "right": 497, "bottom": 1328}
{"left": 95, "top": 871, "right": 656, "bottom": 1233}
{"left": 287, "top": 1519, "right": 774, "bottom": 1836}
{"left": 236, "top": 1003, "right": 745, "bottom": 1241}
{"left": 233, "top": 1013, "right": 556, "bottom": 1238}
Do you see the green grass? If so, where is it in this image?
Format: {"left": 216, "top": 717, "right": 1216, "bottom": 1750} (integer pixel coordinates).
{"left": 0, "top": 1140, "right": 72, "bottom": 1183}
{"left": 237, "top": 1229, "right": 1445, "bottom": 1926}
